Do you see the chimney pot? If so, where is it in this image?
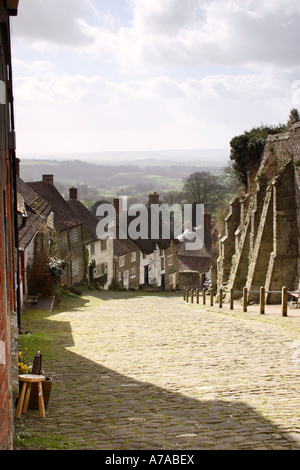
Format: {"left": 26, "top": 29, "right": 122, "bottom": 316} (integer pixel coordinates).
{"left": 42, "top": 174, "right": 53, "bottom": 185}
{"left": 69, "top": 187, "right": 78, "bottom": 200}
{"left": 149, "top": 192, "right": 159, "bottom": 205}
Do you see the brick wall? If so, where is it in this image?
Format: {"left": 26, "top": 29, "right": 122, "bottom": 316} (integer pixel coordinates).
{"left": 0, "top": 4, "right": 18, "bottom": 450}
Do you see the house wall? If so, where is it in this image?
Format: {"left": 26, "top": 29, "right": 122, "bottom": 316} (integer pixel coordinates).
{"left": 0, "top": 3, "right": 18, "bottom": 450}
{"left": 87, "top": 237, "right": 113, "bottom": 289}
{"left": 57, "top": 226, "right": 84, "bottom": 287}
{"left": 139, "top": 245, "right": 165, "bottom": 287}
{"left": 164, "top": 241, "right": 179, "bottom": 290}
{"left": 115, "top": 250, "right": 140, "bottom": 290}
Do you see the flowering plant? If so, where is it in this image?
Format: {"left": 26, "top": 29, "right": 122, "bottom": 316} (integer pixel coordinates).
{"left": 47, "top": 257, "right": 68, "bottom": 283}
{"left": 18, "top": 348, "right": 32, "bottom": 374}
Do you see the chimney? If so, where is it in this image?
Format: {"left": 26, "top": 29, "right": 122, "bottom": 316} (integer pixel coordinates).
{"left": 69, "top": 187, "right": 78, "bottom": 200}
{"left": 113, "top": 198, "right": 119, "bottom": 215}
{"left": 42, "top": 174, "right": 54, "bottom": 185}
{"left": 204, "top": 212, "right": 211, "bottom": 231}
{"left": 149, "top": 192, "right": 159, "bottom": 205}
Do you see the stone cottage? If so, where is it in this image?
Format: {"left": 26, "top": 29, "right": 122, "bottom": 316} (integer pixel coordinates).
{"left": 17, "top": 174, "right": 54, "bottom": 303}
{"left": 67, "top": 187, "right": 113, "bottom": 289}
{"left": 28, "top": 175, "right": 84, "bottom": 287}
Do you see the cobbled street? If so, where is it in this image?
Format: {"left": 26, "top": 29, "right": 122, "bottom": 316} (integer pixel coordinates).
{"left": 15, "top": 291, "right": 300, "bottom": 450}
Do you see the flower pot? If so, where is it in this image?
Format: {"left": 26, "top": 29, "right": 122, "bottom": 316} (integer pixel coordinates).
{"left": 29, "top": 377, "right": 52, "bottom": 410}
{"left": 18, "top": 377, "right": 53, "bottom": 410}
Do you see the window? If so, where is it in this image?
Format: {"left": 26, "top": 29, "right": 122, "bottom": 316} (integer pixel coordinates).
{"left": 97, "top": 262, "right": 108, "bottom": 276}
{"left": 131, "top": 252, "right": 136, "bottom": 263}
{"left": 90, "top": 243, "right": 95, "bottom": 255}
{"left": 131, "top": 267, "right": 136, "bottom": 278}
{"left": 118, "top": 271, "right": 122, "bottom": 282}
{"left": 169, "top": 273, "right": 175, "bottom": 286}
{"left": 72, "top": 259, "right": 80, "bottom": 277}
{"left": 119, "top": 257, "right": 125, "bottom": 267}
{"left": 101, "top": 239, "right": 107, "bottom": 251}
{"left": 71, "top": 228, "right": 78, "bottom": 243}
{"left": 167, "top": 254, "right": 173, "bottom": 266}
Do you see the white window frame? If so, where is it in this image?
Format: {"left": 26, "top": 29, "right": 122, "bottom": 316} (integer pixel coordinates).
{"left": 119, "top": 257, "right": 125, "bottom": 267}
{"left": 101, "top": 239, "right": 107, "bottom": 251}
{"left": 71, "top": 228, "right": 78, "bottom": 244}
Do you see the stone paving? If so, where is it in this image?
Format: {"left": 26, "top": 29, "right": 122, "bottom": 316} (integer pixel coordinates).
{"left": 15, "top": 291, "right": 300, "bottom": 450}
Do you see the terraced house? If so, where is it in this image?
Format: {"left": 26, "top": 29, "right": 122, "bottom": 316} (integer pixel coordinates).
{"left": 17, "top": 171, "right": 54, "bottom": 304}
{"left": 67, "top": 186, "right": 113, "bottom": 289}
{"left": 28, "top": 175, "right": 84, "bottom": 287}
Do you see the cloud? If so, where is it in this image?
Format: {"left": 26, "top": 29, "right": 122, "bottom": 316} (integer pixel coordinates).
{"left": 13, "top": 63, "right": 295, "bottom": 154}
{"left": 14, "top": 0, "right": 94, "bottom": 46}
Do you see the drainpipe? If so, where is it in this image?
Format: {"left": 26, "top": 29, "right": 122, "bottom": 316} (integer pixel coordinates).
{"left": 7, "top": 16, "right": 22, "bottom": 332}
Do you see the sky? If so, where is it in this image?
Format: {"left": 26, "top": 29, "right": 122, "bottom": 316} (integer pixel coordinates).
{"left": 9, "top": 0, "right": 300, "bottom": 158}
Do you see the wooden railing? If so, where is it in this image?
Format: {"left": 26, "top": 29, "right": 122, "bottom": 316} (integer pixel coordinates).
{"left": 183, "top": 285, "right": 292, "bottom": 317}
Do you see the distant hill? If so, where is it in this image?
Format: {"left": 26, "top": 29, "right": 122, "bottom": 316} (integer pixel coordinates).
{"left": 19, "top": 149, "right": 229, "bottom": 203}
{"left": 19, "top": 148, "right": 229, "bottom": 166}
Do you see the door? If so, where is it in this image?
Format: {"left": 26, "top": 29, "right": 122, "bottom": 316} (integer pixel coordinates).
{"left": 144, "top": 265, "right": 149, "bottom": 285}
{"left": 124, "top": 270, "right": 129, "bottom": 289}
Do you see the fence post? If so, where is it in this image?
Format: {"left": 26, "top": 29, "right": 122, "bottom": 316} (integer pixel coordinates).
{"left": 230, "top": 288, "right": 234, "bottom": 310}
{"left": 191, "top": 289, "right": 194, "bottom": 304}
{"left": 219, "top": 288, "right": 223, "bottom": 308}
{"left": 186, "top": 289, "right": 189, "bottom": 303}
{"left": 282, "top": 286, "right": 287, "bottom": 317}
{"left": 183, "top": 287, "right": 186, "bottom": 301}
{"left": 243, "top": 287, "right": 247, "bottom": 312}
{"left": 210, "top": 288, "right": 214, "bottom": 306}
{"left": 260, "top": 286, "right": 265, "bottom": 315}
{"left": 196, "top": 288, "right": 199, "bottom": 304}
{"left": 203, "top": 288, "right": 206, "bottom": 305}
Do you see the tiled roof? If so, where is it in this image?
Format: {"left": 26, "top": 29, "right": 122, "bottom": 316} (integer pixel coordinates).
{"left": 17, "top": 176, "right": 53, "bottom": 251}
{"left": 28, "top": 181, "right": 82, "bottom": 232}
{"left": 67, "top": 199, "right": 99, "bottom": 244}
{"left": 179, "top": 255, "right": 211, "bottom": 274}
{"left": 113, "top": 237, "right": 139, "bottom": 257}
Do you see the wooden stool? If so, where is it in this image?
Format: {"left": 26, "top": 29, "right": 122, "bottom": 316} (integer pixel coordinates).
{"left": 16, "top": 374, "right": 46, "bottom": 418}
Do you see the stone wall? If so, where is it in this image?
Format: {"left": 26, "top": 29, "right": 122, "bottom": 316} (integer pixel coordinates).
{"left": 217, "top": 123, "right": 300, "bottom": 303}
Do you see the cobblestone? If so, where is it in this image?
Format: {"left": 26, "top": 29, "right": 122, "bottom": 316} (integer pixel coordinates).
{"left": 15, "top": 291, "right": 300, "bottom": 450}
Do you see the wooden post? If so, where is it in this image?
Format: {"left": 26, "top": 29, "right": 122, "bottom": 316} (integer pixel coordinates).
{"left": 203, "top": 288, "right": 206, "bottom": 305}
{"left": 186, "top": 289, "right": 189, "bottom": 302}
{"left": 183, "top": 287, "right": 186, "bottom": 301}
{"left": 260, "top": 286, "right": 265, "bottom": 315}
{"left": 210, "top": 288, "right": 214, "bottom": 306}
{"left": 219, "top": 288, "right": 223, "bottom": 308}
{"left": 243, "top": 287, "right": 247, "bottom": 312}
{"left": 282, "top": 286, "right": 287, "bottom": 317}
{"left": 230, "top": 288, "right": 234, "bottom": 310}
{"left": 191, "top": 289, "right": 194, "bottom": 303}
{"left": 196, "top": 288, "right": 199, "bottom": 304}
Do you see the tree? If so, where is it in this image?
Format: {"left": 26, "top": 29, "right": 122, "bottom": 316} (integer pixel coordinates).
{"left": 182, "top": 171, "right": 230, "bottom": 213}
{"left": 287, "top": 108, "right": 300, "bottom": 127}
{"left": 229, "top": 123, "right": 286, "bottom": 188}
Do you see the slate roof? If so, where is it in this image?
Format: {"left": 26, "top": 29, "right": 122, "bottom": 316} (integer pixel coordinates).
{"left": 17, "top": 176, "right": 53, "bottom": 251}
{"left": 179, "top": 255, "right": 211, "bottom": 274}
{"left": 67, "top": 199, "right": 99, "bottom": 244}
{"left": 178, "top": 221, "right": 212, "bottom": 274}
{"left": 113, "top": 237, "right": 139, "bottom": 257}
{"left": 28, "top": 181, "right": 82, "bottom": 232}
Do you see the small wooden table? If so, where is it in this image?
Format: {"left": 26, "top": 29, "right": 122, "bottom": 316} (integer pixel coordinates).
{"left": 16, "top": 374, "right": 46, "bottom": 418}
